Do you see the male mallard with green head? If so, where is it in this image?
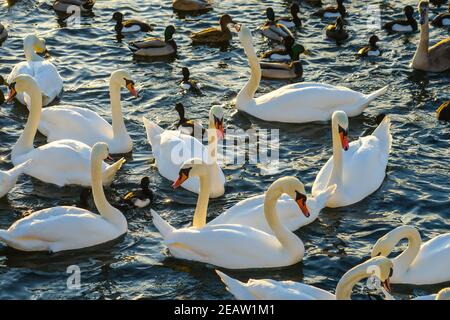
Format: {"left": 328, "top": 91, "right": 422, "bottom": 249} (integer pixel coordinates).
{"left": 261, "top": 36, "right": 306, "bottom": 61}
{"left": 129, "top": 26, "right": 177, "bottom": 58}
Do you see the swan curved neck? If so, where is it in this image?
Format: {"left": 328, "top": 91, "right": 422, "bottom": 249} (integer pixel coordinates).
{"left": 236, "top": 33, "right": 260, "bottom": 108}
{"left": 335, "top": 263, "right": 373, "bottom": 300}
{"left": 12, "top": 83, "right": 42, "bottom": 159}
{"left": 264, "top": 186, "right": 301, "bottom": 254}
{"left": 91, "top": 155, "right": 125, "bottom": 227}
{"left": 391, "top": 228, "right": 422, "bottom": 276}
{"left": 192, "top": 172, "right": 211, "bottom": 228}
{"left": 109, "top": 82, "right": 128, "bottom": 139}
{"left": 329, "top": 120, "right": 344, "bottom": 187}
{"left": 24, "top": 37, "right": 44, "bottom": 61}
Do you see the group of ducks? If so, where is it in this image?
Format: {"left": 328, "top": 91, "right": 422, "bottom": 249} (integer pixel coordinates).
{"left": 0, "top": 0, "right": 449, "bottom": 300}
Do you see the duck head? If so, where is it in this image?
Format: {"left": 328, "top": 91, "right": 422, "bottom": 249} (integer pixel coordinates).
{"left": 181, "top": 67, "right": 190, "bottom": 82}
{"left": 112, "top": 11, "right": 124, "bottom": 23}
{"left": 290, "top": 3, "right": 300, "bottom": 18}
{"left": 164, "top": 25, "right": 176, "bottom": 42}
{"left": 266, "top": 7, "right": 275, "bottom": 22}
{"left": 219, "top": 14, "right": 236, "bottom": 30}
{"left": 404, "top": 5, "right": 415, "bottom": 20}
{"left": 369, "top": 35, "right": 380, "bottom": 47}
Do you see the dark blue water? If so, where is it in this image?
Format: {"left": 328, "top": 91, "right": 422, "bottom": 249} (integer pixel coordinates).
{"left": 0, "top": 0, "right": 449, "bottom": 299}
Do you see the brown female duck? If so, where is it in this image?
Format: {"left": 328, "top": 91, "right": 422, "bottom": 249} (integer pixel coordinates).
{"left": 172, "top": 0, "right": 212, "bottom": 12}
{"left": 190, "top": 14, "right": 236, "bottom": 44}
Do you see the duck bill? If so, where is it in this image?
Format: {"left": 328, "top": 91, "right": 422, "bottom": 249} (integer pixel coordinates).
{"left": 234, "top": 24, "right": 241, "bottom": 32}
{"left": 382, "top": 278, "right": 391, "bottom": 293}
{"left": 339, "top": 131, "right": 349, "bottom": 151}
{"left": 6, "top": 87, "right": 17, "bottom": 103}
{"left": 296, "top": 199, "right": 310, "bottom": 218}
{"left": 172, "top": 173, "right": 188, "bottom": 189}
{"left": 127, "top": 83, "right": 139, "bottom": 98}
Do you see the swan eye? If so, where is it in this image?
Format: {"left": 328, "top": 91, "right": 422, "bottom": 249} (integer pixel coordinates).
{"left": 338, "top": 125, "right": 348, "bottom": 136}
{"left": 179, "top": 167, "right": 192, "bottom": 178}
{"left": 295, "top": 191, "right": 307, "bottom": 204}
{"left": 376, "top": 252, "right": 381, "bottom": 256}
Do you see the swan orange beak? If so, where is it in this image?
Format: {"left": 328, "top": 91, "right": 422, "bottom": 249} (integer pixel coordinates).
{"left": 6, "top": 84, "right": 17, "bottom": 103}
{"left": 172, "top": 172, "right": 188, "bottom": 189}
{"left": 338, "top": 125, "right": 349, "bottom": 151}
{"left": 234, "top": 24, "right": 241, "bottom": 32}
{"left": 127, "top": 83, "right": 138, "bottom": 98}
{"left": 295, "top": 192, "right": 310, "bottom": 218}
{"left": 382, "top": 278, "right": 391, "bottom": 293}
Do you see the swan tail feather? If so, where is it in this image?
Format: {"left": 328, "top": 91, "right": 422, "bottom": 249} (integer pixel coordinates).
{"left": 103, "top": 158, "right": 126, "bottom": 186}
{"left": 216, "top": 270, "right": 255, "bottom": 300}
{"left": 364, "top": 85, "right": 389, "bottom": 104}
{"left": 372, "top": 115, "right": 392, "bottom": 152}
{"left": 143, "top": 117, "right": 164, "bottom": 148}
{"left": 151, "top": 209, "right": 174, "bottom": 238}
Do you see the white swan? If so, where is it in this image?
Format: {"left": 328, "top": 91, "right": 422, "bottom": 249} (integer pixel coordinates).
{"left": 143, "top": 106, "right": 225, "bottom": 198}
{"left": 7, "top": 34, "right": 63, "bottom": 107}
{"left": 7, "top": 75, "right": 125, "bottom": 187}
{"left": 234, "top": 25, "right": 388, "bottom": 123}
{"left": 152, "top": 164, "right": 305, "bottom": 269}
{"left": 311, "top": 111, "right": 391, "bottom": 208}
{"left": 371, "top": 225, "right": 450, "bottom": 285}
{"left": 38, "top": 70, "right": 136, "bottom": 154}
{"left": 216, "top": 256, "right": 393, "bottom": 300}
{"left": 208, "top": 181, "right": 336, "bottom": 234}
{"left": 0, "top": 142, "right": 127, "bottom": 252}
{"left": 0, "top": 160, "right": 31, "bottom": 198}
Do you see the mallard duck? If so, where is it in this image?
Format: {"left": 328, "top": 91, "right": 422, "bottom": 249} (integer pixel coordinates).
{"left": 431, "top": 0, "right": 448, "bottom": 7}
{"left": 174, "top": 103, "right": 205, "bottom": 137}
{"left": 128, "top": 26, "right": 176, "bottom": 58}
{"left": 122, "top": 177, "right": 154, "bottom": 208}
{"left": 326, "top": 16, "right": 348, "bottom": 41}
{"left": 383, "top": 6, "right": 418, "bottom": 33}
{"left": 313, "top": 0, "right": 346, "bottom": 18}
{"left": 358, "top": 35, "right": 381, "bottom": 57}
{"left": 180, "top": 67, "right": 201, "bottom": 94}
{"left": 276, "top": 3, "right": 302, "bottom": 29}
{"left": 172, "top": 0, "right": 212, "bottom": 12}
{"left": 260, "top": 7, "right": 294, "bottom": 42}
{"left": 432, "top": 3, "right": 450, "bottom": 27}
{"left": 0, "top": 23, "right": 7, "bottom": 43}
{"left": 261, "top": 60, "right": 303, "bottom": 80}
{"left": 53, "top": 0, "right": 95, "bottom": 14}
{"left": 261, "top": 36, "right": 305, "bottom": 61}
{"left": 436, "top": 101, "right": 450, "bottom": 121}
{"left": 112, "top": 12, "right": 153, "bottom": 34}
{"left": 190, "top": 14, "right": 236, "bottom": 44}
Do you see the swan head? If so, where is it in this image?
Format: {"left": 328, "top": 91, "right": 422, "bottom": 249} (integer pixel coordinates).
{"left": 235, "top": 24, "right": 251, "bottom": 42}
{"left": 172, "top": 158, "right": 206, "bottom": 189}
{"left": 5, "top": 74, "right": 37, "bottom": 103}
{"left": 363, "top": 256, "right": 394, "bottom": 294}
{"left": 91, "top": 142, "right": 109, "bottom": 162}
{"left": 436, "top": 288, "right": 450, "bottom": 300}
{"left": 271, "top": 176, "right": 310, "bottom": 218}
{"left": 332, "top": 111, "right": 349, "bottom": 151}
{"left": 371, "top": 225, "right": 420, "bottom": 259}
{"left": 111, "top": 69, "right": 138, "bottom": 98}
{"left": 24, "top": 34, "right": 46, "bottom": 55}
{"left": 418, "top": 1, "right": 429, "bottom": 25}
{"left": 209, "top": 105, "right": 225, "bottom": 139}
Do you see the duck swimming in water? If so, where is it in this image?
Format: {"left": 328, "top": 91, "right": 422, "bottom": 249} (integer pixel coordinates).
{"left": 174, "top": 102, "right": 205, "bottom": 137}
{"left": 128, "top": 26, "right": 176, "bottom": 58}
{"left": 180, "top": 67, "right": 201, "bottom": 94}
{"left": 122, "top": 177, "right": 154, "bottom": 208}
{"left": 383, "top": 6, "right": 418, "bottom": 33}
{"left": 276, "top": 3, "right": 302, "bottom": 29}
{"left": 112, "top": 12, "right": 153, "bottom": 34}
{"left": 314, "top": 0, "right": 346, "bottom": 19}
{"left": 261, "top": 60, "right": 303, "bottom": 80}
{"left": 53, "top": 0, "right": 95, "bottom": 14}
{"left": 172, "top": 0, "right": 212, "bottom": 12}
{"left": 326, "top": 16, "right": 349, "bottom": 41}
{"left": 190, "top": 14, "right": 236, "bottom": 45}
{"left": 432, "top": 3, "right": 450, "bottom": 27}
{"left": 261, "top": 36, "right": 305, "bottom": 62}
{"left": 260, "top": 7, "right": 294, "bottom": 42}
{"left": 358, "top": 35, "right": 381, "bottom": 57}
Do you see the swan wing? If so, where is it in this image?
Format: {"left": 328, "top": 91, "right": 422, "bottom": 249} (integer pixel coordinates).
{"left": 32, "top": 61, "right": 63, "bottom": 103}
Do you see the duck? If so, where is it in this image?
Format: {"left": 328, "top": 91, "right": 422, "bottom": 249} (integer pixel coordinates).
{"left": 0, "top": 22, "right": 7, "bottom": 43}
{"left": 152, "top": 173, "right": 306, "bottom": 269}
{"left": 275, "top": 3, "right": 302, "bottom": 29}
{"left": 260, "top": 60, "right": 303, "bottom": 80}
{"left": 112, "top": 12, "right": 153, "bottom": 34}
{"left": 122, "top": 177, "right": 154, "bottom": 208}
{"left": 233, "top": 24, "right": 388, "bottom": 123}
{"left": 190, "top": 14, "right": 236, "bottom": 44}
{"left": 37, "top": 70, "right": 136, "bottom": 154}
{"left": 432, "top": 3, "right": 450, "bottom": 27}
{"left": 326, "top": 16, "right": 349, "bottom": 41}
{"left": 383, "top": 5, "right": 418, "bottom": 33}
{"left": 216, "top": 256, "right": 393, "bottom": 300}
{"left": 312, "top": 111, "right": 391, "bottom": 208}
{"left": 207, "top": 179, "right": 335, "bottom": 234}
{"left": 436, "top": 101, "right": 450, "bottom": 120}
{"left": 172, "top": 0, "right": 212, "bottom": 12}
{"left": 313, "top": 0, "right": 346, "bottom": 19}
{"left": 261, "top": 36, "right": 305, "bottom": 62}
{"left": 413, "top": 1, "right": 450, "bottom": 72}
{"left": 371, "top": 225, "right": 450, "bottom": 285}
{"left": 143, "top": 105, "right": 225, "bottom": 198}
{"left": 6, "top": 75, "right": 125, "bottom": 187}
{"left": 260, "top": 8, "right": 294, "bottom": 42}
{"left": 430, "top": 0, "right": 448, "bottom": 7}
{"left": 358, "top": 35, "right": 381, "bottom": 57}
{"left": 174, "top": 102, "right": 205, "bottom": 138}
{"left": 7, "top": 34, "right": 63, "bottom": 108}
{"left": 0, "top": 160, "right": 31, "bottom": 198}
{"left": 128, "top": 25, "right": 177, "bottom": 58}
{"left": 180, "top": 67, "right": 201, "bottom": 94}
{"left": 0, "top": 142, "right": 127, "bottom": 253}
{"left": 53, "top": 0, "right": 95, "bottom": 14}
